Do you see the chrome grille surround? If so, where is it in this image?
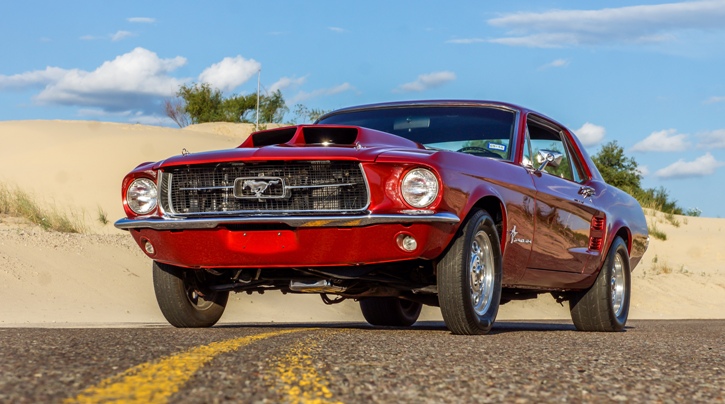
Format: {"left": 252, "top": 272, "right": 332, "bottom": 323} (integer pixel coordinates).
{"left": 159, "top": 161, "right": 370, "bottom": 216}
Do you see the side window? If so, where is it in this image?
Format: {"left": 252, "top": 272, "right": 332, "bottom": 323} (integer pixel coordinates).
{"left": 527, "top": 118, "right": 580, "bottom": 182}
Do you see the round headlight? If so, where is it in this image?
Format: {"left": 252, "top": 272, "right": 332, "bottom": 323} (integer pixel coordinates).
{"left": 127, "top": 178, "right": 158, "bottom": 215}
{"left": 401, "top": 168, "right": 439, "bottom": 208}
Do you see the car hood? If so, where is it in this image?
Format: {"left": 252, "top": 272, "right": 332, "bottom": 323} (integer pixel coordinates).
{"left": 155, "top": 125, "right": 427, "bottom": 169}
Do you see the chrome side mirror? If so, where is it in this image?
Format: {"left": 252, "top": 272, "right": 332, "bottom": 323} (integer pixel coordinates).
{"left": 537, "top": 149, "right": 563, "bottom": 171}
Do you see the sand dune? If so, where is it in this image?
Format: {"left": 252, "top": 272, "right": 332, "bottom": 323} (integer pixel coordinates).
{"left": 0, "top": 120, "right": 722, "bottom": 326}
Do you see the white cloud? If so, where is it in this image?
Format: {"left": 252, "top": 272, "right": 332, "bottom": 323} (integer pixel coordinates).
{"left": 198, "top": 56, "right": 260, "bottom": 92}
{"left": 704, "top": 96, "right": 725, "bottom": 104}
{"left": 328, "top": 27, "right": 348, "bottom": 33}
{"left": 128, "top": 17, "right": 156, "bottom": 23}
{"left": 539, "top": 58, "right": 570, "bottom": 69}
{"left": 698, "top": 129, "right": 725, "bottom": 149}
{"left": 290, "top": 83, "right": 354, "bottom": 104}
{"left": 269, "top": 76, "right": 307, "bottom": 93}
{"left": 0, "top": 67, "right": 68, "bottom": 90}
{"left": 393, "top": 71, "right": 456, "bottom": 93}
{"left": 573, "top": 122, "right": 605, "bottom": 147}
{"left": 487, "top": 0, "right": 725, "bottom": 48}
{"left": 631, "top": 129, "right": 689, "bottom": 152}
{"left": 446, "top": 38, "right": 487, "bottom": 44}
{"left": 489, "top": 33, "right": 579, "bottom": 48}
{"left": 111, "top": 30, "right": 134, "bottom": 41}
{"left": 655, "top": 153, "right": 724, "bottom": 179}
{"left": 80, "top": 35, "right": 97, "bottom": 41}
{"left": 637, "top": 165, "right": 650, "bottom": 177}
{"left": 35, "top": 47, "right": 187, "bottom": 112}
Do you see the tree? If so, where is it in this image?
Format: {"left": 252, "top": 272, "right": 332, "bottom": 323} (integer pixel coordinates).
{"left": 591, "top": 141, "right": 642, "bottom": 194}
{"left": 292, "top": 104, "right": 329, "bottom": 124}
{"left": 164, "top": 98, "right": 190, "bottom": 128}
{"left": 169, "top": 83, "right": 288, "bottom": 125}
{"left": 258, "top": 90, "right": 288, "bottom": 124}
{"left": 176, "top": 83, "right": 225, "bottom": 124}
{"left": 591, "top": 141, "right": 683, "bottom": 214}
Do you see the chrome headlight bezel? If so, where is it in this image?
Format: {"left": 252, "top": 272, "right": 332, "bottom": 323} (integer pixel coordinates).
{"left": 126, "top": 178, "right": 158, "bottom": 215}
{"left": 401, "top": 168, "right": 439, "bottom": 208}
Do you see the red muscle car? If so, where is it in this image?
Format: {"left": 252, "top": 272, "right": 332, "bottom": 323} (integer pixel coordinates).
{"left": 116, "top": 100, "right": 648, "bottom": 334}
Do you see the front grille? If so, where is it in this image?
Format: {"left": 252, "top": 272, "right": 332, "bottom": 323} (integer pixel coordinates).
{"left": 160, "top": 161, "right": 369, "bottom": 215}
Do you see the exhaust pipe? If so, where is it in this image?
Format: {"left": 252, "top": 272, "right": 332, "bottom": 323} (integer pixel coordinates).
{"left": 289, "top": 280, "right": 346, "bottom": 293}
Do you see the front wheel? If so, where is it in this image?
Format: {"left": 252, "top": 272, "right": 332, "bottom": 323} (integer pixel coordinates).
{"left": 153, "top": 261, "right": 229, "bottom": 328}
{"left": 569, "top": 237, "right": 631, "bottom": 332}
{"left": 438, "top": 210, "right": 502, "bottom": 335}
{"left": 359, "top": 297, "right": 422, "bottom": 327}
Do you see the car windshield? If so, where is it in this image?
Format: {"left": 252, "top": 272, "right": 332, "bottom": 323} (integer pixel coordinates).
{"left": 317, "top": 105, "right": 516, "bottom": 160}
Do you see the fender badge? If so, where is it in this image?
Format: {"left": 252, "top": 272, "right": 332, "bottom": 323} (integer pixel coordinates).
{"left": 509, "top": 225, "right": 532, "bottom": 245}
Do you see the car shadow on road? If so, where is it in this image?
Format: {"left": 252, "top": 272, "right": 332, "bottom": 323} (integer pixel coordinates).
{"left": 215, "top": 320, "right": 583, "bottom": 334}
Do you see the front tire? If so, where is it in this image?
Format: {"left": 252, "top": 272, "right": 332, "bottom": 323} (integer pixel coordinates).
{"left": 438, "top": 210, "right": 502, "bottom": 335}
{"left": 569, "top": 237, "right": 631, "bottom": 332}
{"left": 153, "top": 261, "right": 229, "bottom": 328}
{"left": 359, "top": 297, "right": 422, "bottom": 327}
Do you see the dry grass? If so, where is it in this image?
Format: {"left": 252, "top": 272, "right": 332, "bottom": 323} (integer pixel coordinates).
{"left": 97, "top": 205, "right": 109, "bottom": 226}
{"left": 649, "top": 255, "right": 674, "bottom": 275}
{"left": 664, "top": 212, "right": 680, "bottom": 227}
{"left": 0, "top": 182, "right": 85, "bottom": 233}
{"left": 648, "top": 221, "right": 667, "bottom": 241}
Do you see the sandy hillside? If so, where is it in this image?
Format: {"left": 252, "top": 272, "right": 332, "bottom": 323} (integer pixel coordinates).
{"left": 0, "top": 120, "right": 723, "bottom": 326}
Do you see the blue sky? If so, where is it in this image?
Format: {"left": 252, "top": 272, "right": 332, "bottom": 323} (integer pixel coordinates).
{"left": 2, "top": 0, "right": 725, "bottom": 217}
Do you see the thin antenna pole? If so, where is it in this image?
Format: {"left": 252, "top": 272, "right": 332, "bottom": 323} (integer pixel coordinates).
{"left": 255, "top": 69, "right": 261, "bottom": 131}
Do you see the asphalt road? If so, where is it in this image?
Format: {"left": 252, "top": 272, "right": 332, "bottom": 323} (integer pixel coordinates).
{"left": 0, "top": 320, "right": 722, "bottom": 403}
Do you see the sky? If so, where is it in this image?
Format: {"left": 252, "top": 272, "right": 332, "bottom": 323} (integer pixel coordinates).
{"left": 1, "top": 0, "right": 725, "bottom": 217}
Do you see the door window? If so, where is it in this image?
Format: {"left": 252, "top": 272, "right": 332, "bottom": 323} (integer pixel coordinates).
{"left": 526, "top": 118, "right": 585, "bottom": 183}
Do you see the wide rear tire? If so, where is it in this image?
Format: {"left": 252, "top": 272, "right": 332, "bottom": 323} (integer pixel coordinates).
{"left": 570, "top": 237, "right": 631, "bottom": 332}
{"left": 438, "top": 210, "right": 502, "bottom": 335}
{"left": 359, "top": 297, "right": 422, "bottom": 327}
{"left": 153, "top": 261, "right": 229, "bottom": 328}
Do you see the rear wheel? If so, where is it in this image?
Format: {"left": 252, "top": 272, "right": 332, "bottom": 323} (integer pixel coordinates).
{"left": 153, "top": 261, "right": 229, "bottom": 328}
{"left": 569, "top": 237, "right": 631, "bottom": 332}
{"left": 438, "top": 210, "right": 502, "bottom": 335}
{"left": 359, "top": 297, "right": 422, "bottom": 326}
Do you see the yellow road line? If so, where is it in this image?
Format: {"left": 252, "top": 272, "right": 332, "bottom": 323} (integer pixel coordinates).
{"left": 270, "top": 334, "right": 342, "bottom": 404}
{"left": 65, "top": 329, "right": 311, "bottom": 404}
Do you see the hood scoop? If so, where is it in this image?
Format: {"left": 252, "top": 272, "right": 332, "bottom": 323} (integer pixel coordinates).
{"left": 241, "top": 125, "right": 423, "bottom": 150}
{"left": 244, "top": 125, "right": 359, "bottom": 147}
{"left": 302, "top": 126, "right": 358, "bottom": 145}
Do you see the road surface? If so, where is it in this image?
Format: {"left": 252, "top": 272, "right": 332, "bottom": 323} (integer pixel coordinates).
{"left": 0, "top": 320, "right": 722, "bottom": 403}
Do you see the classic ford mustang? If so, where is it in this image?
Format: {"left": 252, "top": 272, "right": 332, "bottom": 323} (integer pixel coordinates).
{"left": 116, "top": 100, "right": 648, "bottom": 334}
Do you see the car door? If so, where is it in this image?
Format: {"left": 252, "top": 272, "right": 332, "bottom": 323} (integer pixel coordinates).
{"left": 523, "top": 115, "right": 603, "bottom": 274}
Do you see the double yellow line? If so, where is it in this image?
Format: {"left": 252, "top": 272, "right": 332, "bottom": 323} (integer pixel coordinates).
{"left": 66, "top": 328, "right": 340, "bottom": 404}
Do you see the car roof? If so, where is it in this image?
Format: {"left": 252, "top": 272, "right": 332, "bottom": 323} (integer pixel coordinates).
{"left": 318, "top": 100, "right": 531, "bottom": 121}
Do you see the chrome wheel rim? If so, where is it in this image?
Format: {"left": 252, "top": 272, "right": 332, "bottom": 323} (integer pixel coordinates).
{"left": 469, "top": 230, "right": 495, "bottom": 316}
{"left": 611, "top": 254, "right": 626, "bottom": 318}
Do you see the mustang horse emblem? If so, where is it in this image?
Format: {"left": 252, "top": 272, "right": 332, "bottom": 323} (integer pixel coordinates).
{"left": 243, "top": 179, "right": 280, "bottom": 197}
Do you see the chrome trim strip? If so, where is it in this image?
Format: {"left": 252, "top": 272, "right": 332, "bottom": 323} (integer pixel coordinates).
{"left": 180, "top": 186, "right": 234, "bottom": 191}
{"left": 114, "top": 212, "right": 460, "bottom": 230}
{"left": 285, "top": 183, "right": 356, "bottom": 189}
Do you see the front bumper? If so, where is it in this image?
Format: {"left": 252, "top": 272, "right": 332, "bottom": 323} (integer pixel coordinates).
{"left": 116, "top": 213, "right": 460, "bottom": 269}
{"left": 114, "top": 212, "right": 459, "bottom": 230}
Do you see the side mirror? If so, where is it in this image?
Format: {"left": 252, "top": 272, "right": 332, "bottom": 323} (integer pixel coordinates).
{"left": 537, "top": 149, "right": 563, "bottom": 171}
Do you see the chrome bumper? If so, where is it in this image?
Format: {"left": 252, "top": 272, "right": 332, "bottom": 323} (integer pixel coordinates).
{"left": 114, "top": 212, "right": 460, "bottom": 230}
